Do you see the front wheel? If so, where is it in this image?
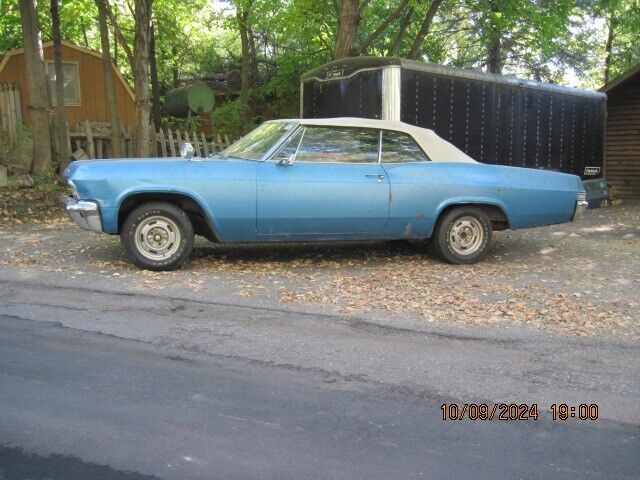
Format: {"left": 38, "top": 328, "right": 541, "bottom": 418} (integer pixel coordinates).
{"left": 121, "top": 202, "right": 194, "bottom": 270}
{"left": 431, "top": 206, "right": 492, "bottom": 264}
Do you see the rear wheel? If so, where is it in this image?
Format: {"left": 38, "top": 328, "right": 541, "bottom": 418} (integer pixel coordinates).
{"left": 121, "top": 202, "right": 194, "bottom": 270}
{"left": 431, "top": 206, "right": 492, "bottom": 264}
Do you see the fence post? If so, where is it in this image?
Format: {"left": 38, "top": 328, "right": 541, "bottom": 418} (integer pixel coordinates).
{"left": 183, "top": 130, "right": 190, "bottom": 151}
{"left": 167, "top": 128, "right": 176, "bottom": 157}
{"left": 96, "top": 137, "right": 103, "bottom": 158}
{"left": 157, "top": 128, "right": 166, "bottom": 157}
{"left": 201, "top": 132, "right": 209, "bottom": 156}
{"left": 84, "top": 120, "right": 95, "bottom": 159}
{"left": 176, "top": 130, "right": 183, "bottom": 153}
{"left": 192, "top": 130, "right": 202, "bottom": 157}
{"left": 210, "top": 135, "right": 219, "bottom": 153}
{"left": 65, "top": 121, "right": 72, "bottom": 157}
{"left": 0, "top": 84, "right": 22, "bottom": 145}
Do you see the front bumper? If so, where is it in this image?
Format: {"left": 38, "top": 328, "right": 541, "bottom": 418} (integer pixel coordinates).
{"left": 572, "top": 200, "right": 589, "bottom": 220}
{"left": 62, "top": 195, "right": 103, "bottom": 233}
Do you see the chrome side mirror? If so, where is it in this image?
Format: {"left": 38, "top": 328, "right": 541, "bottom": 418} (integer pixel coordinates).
{"left": 179, "top": 142, "right": 195, "bottom": 159}
{"left": 277, "top": 153, "right": 295, "bottom": 166}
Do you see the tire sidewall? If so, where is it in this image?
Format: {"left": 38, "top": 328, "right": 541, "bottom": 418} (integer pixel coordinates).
{"left": 121, "top": 203, "right": 194, "bottom": 270}
{"left": 436, "top": 207, "right": 492, "bottom": 264}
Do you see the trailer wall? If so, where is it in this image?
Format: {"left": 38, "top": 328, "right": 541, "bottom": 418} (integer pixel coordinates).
{"left": 301, "top": 60, "right": 606, "bottom": 179}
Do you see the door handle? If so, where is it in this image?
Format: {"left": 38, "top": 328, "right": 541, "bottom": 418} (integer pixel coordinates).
{"left": 365, "top": 173, "right": 385, "bottom": 181}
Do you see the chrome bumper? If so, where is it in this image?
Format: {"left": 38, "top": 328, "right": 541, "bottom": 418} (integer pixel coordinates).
{"left": 573, "top": 200, "right": 589, "bottom": 220}
{"left": 62, "top": 196, "right": 103, "bottom": 233}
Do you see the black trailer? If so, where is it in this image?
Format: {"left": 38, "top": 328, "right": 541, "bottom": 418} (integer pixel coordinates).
{"left": 300, "top": 57, "right": 607, "bottom": 181}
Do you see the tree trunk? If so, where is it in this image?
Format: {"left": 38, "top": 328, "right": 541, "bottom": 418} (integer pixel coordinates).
{"left": 334, "top": 0, "right": 360, "bottom": 59}
{"left": 96, "top": 0, "right": 123, "bottom": 157}
{"left": 407, "top": 0, "right": 444, "bottom": 60}
{"left": 150, "top": 22, "right": 161, "bottom": 129}
{"left": 105, "top": 0, "right": 134, "bottom": 69}
{"left": 19, "top": 0, "right": 52, "bottom": 174}
{"left": 172, "top": 45, "right": 179, "bottom": 88}
{"left": 352, "top": 0, "right": 409, "bottom": 56}
{"left": 133, "top": 0, "right": 153, "bottom": 157}
{"left": 237, "top": 6, "right": 257, "bottom": 129}
{"left": 604, "top": 14, "right": 616, "bottom": 84}
{"left": 485, "top": 0, "right": 503, "bottom": 74}
{"left": 50, "top": 0, "right": 70, "bottom": 170}
{"left": 388, "top": 7, "right": 413, "bottom": 56}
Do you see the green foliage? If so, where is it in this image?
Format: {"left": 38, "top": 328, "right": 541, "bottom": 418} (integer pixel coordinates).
{"left": 211, "top": 100, "right": 247, "bottom": 137}
{"left": 2, "top": 0, "right": 639, "bottom": 137}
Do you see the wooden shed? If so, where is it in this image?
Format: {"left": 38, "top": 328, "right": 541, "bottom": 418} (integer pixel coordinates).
{"left": 600, "top": 65, "right": 640, "bottom": 198}
{"left": 0, "top": 40, "right": 136, "bottom": 131}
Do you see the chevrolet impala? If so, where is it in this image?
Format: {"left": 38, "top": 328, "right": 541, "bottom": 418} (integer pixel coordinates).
{"left": 63, "top": 118, "right": 587, "bottom": 270}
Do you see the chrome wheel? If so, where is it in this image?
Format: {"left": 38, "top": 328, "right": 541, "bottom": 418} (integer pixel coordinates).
{"left": 449, "top": 216, "right": 484, "bottom": 255}
{"left": 134, "top": 215, "right": 181, "bottom": 261}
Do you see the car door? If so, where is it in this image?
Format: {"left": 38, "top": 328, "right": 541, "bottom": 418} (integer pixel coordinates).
{"left": 257, "top": 126, "right": 390, "bottom": 240}
{"left": 379, "top": 129, "right": 435, "bottom": 239}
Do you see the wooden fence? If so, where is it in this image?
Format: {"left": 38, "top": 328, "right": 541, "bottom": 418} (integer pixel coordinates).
{"left": 154, "top": 127, "right": 233, "bottom": 158}
{"left": 68, "top": 121, "right": 235, "bottom": 160}
{"left": 0, "top": 84, "right": 22, "bottom": 144}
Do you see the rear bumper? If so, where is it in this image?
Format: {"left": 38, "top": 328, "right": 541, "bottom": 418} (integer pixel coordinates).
{"left": 61, "top": 196, "right": 103, "bottom": 233}
{"left": 572, "top": 200, "right": 589, "bottom": 220}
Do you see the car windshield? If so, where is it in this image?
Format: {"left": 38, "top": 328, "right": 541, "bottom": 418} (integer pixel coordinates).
{"left": 222, "top": 121, "right": 296, "bottom": 160}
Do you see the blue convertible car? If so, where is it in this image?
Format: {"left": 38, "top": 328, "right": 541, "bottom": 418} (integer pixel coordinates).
{"left": 63, "top": 118, "right": 587, "bottom": 270}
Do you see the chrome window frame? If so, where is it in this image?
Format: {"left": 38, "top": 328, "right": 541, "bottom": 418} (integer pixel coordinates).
{"left": 225, "top": 120, "right": 300, "bottom": 162}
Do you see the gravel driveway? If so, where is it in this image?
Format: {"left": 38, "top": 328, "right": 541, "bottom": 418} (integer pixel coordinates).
{"left": 1, "top": 200, "right": 638, "bottom": 338}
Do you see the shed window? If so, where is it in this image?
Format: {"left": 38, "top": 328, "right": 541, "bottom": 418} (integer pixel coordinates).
{"left": 46, "top": 61, "right": 81, "bottom": 106}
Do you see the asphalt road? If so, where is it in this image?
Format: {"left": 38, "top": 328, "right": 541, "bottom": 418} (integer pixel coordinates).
{"left": 1, "top": 294, "right": 639, "bottom": 479}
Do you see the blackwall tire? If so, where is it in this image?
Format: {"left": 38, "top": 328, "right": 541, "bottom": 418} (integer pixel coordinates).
{"left": 432, "top": 206, "right": 492, "bottom": 264}
{"left": 121, "top": 202, "right": 194, "bottom": 271}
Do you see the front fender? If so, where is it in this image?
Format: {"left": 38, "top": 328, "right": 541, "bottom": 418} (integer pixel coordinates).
{"left": 102, "top": 186, "right": 222, "bottom": 238}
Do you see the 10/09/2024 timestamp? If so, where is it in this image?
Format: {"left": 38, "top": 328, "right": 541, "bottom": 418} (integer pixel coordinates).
{"left": 440, "top": 403, "right": 599, "bottom": 421}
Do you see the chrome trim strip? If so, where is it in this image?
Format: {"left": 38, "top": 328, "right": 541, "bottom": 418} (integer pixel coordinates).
{"left": 302, "top": 66, "right": 389, "bottom": 83}
{"left": 260, "top": 122, "right": 301, "bottom": 161}
{"left": 301, "top": 58, "right": 606, "bottom": 100}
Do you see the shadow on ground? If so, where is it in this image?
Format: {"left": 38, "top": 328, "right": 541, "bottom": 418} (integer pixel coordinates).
{"left": 0, "top": 445, "right": 159, "bottom": 480}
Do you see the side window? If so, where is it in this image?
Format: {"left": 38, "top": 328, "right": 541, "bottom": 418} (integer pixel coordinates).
{"left": 295, "top": 127, "right": 379, "bottom": 163}
{"left": 381, "top": 130, "right": 430, "bottom": 163}
{"left": 272, "top": 128, "right": 303, "bottom": 162}
{"left": 45, "top": 61, "right": 81, "bottom": 105}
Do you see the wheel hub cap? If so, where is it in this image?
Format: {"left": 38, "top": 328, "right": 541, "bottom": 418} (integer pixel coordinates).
{"left": 134, "top": 216, "right": 181, "bottom": 261}
{"left": 449, "top": 217, "right": 484, "bottom": 255}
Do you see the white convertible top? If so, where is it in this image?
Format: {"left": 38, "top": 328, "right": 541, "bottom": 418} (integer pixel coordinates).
{"left": 275, "top": 117, "right": 477, "bottom": 163}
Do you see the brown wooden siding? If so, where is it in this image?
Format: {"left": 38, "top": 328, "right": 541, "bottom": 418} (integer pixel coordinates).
{"left": 0, "top": 43, "right": 135, "bottom": 130}
{"left": 605, "top": 75, "right": 640, "bottom": 198}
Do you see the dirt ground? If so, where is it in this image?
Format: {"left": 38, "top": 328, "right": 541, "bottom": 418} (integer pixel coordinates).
{"left": 1, "top": 200, "right": 638, "bottom": 338}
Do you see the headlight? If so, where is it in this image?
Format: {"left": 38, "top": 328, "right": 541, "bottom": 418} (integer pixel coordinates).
{"left": 67, "top": 179, "right": 80, "bottom": 199}
{"left": 577, "top": 192, "right": 586, "bottom": 202}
